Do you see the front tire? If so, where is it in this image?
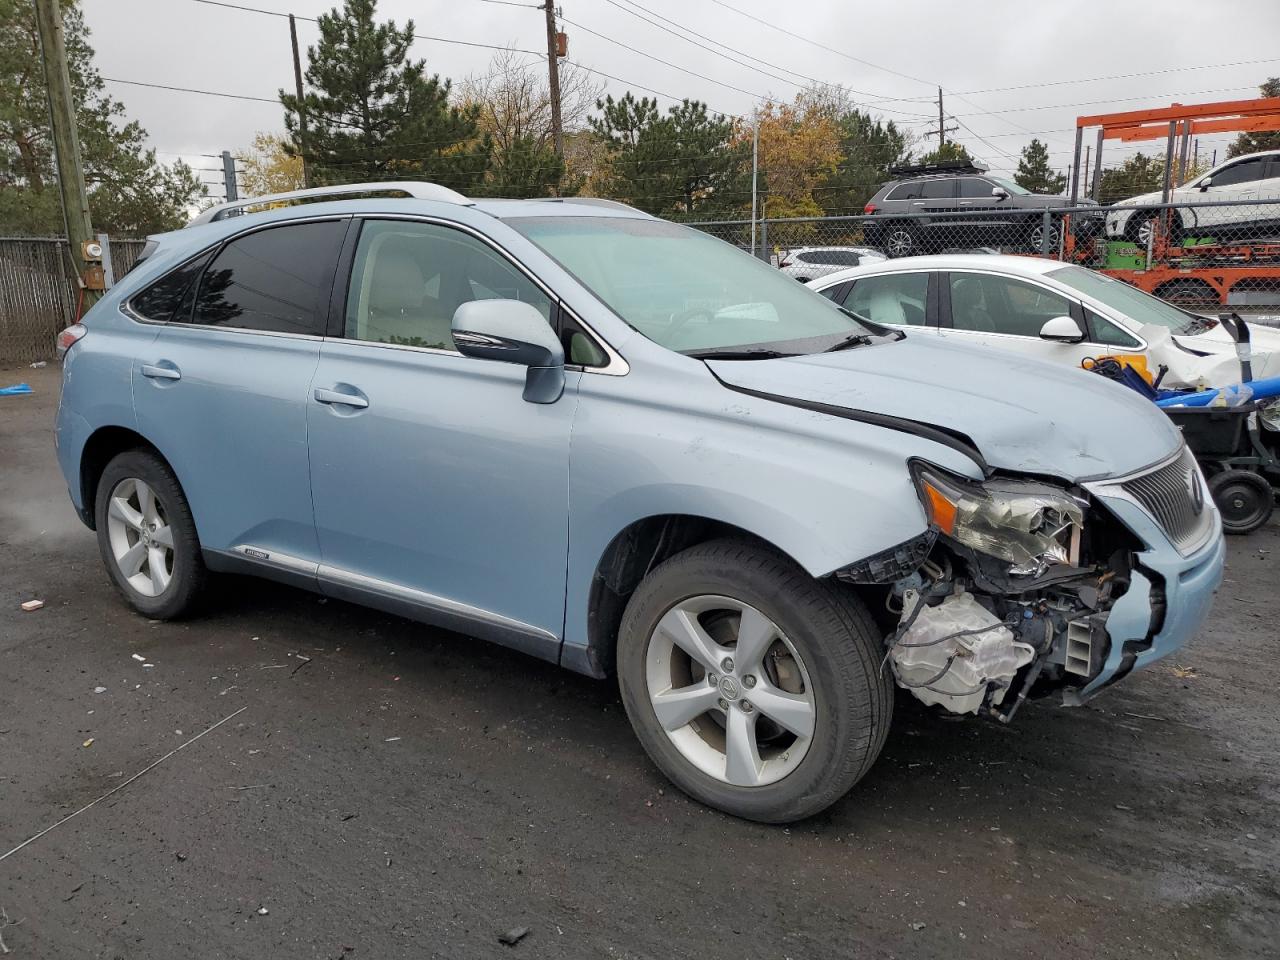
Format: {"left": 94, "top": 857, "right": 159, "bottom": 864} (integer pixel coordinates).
{"left": 617, "top": 539, "right": 892, "bottom": 823}
{"left": 883, "top": 223, "right": 919, "bottom": 258}
{"left": 94, "top": 449, "right": 206, "bottom": 618}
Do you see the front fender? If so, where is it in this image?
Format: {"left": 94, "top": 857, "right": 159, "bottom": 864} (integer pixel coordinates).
{"left": 561, "top": 365, "right": 982, "bottom": 667}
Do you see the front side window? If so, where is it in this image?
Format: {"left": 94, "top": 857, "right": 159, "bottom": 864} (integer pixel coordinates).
{"left": 949, "top": 272, "right": 1072, "bottom": 337}
{"left": 187, "top": 220, "right": 345, "bottom": 335}
{"left": 1086, "top": 308, "right": 1142, "bottom": 348}
{"left": 958, "top": 178, "right": 995, "bottom": 199}
{"left": 344, "top": 219, "right": 553, "bottom": 351}
{"left": 1209, "top": 158, "right": 1268, "bottom": 187}
{"left": 844, "top": 273, "right": 929, "bottom": 326}
{"left": 510, "top": 216, "right": 877, "bottom": 355}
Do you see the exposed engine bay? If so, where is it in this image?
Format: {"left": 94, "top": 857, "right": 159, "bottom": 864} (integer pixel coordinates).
{"left": 837, "top": 461, "right": 1150, "bottom": 721}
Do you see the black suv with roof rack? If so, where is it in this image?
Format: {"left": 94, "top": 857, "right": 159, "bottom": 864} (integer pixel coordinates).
{"left": 861, "top": 161, "right": 1101, "bottom": 258}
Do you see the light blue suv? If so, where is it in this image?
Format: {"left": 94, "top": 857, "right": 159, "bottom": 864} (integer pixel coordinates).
{"left": 55, "top": 182, "right": 1225, "bottom": 822}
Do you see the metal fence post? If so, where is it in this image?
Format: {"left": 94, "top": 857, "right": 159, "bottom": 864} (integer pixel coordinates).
{"left": 759, "top": 218, "right": 769, "bottom": 263}
{"left": 1040, "top": 209, "right": 1052, "bottom": 256}
{"left": 222, "top": 150, "right": 238, "bottom": 202}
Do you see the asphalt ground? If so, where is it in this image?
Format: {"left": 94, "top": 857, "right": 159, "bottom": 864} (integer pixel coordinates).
{"left": 2, "top": 362, "right": 1278, "bottom": 959}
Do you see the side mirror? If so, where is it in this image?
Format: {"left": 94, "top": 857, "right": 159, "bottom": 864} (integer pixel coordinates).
{"left": 991, "top": 186, "right": 1009, "bottom": 201}
{"left": 1198, "top": 176, "right": 1213, "bottom": 192}
{"left": 452, "top": 299, "right": 565, "bottom": 403}
{"left": 1039, "top": 315, "right": 1085, "bottom": 344}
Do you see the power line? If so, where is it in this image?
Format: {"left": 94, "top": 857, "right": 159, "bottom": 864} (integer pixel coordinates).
{"left": 952, "top": 56, "right": 1280, "bottom": 96}
{"left": 103, "top": 76, "right": 279, "bottom": 104}
{"left": 558, "top": 14, "right": 771, "bottom": 101}
{"left": 188, "top": 0, "right": 543, "bottom": 55}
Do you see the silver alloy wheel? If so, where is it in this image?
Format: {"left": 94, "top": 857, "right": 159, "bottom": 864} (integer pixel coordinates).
{"left": 1030, "top": 223, "right": 1060, "bottom": 252}
{"left": 105, "top": 477, "right": 175, "bottom": 598}
{"left": 885, "top": 228, "right": 914, "bottom": 257}
{"left": 645, "top": 594, "right": 816, "bottom": 787}
{"left": 1136, "top": 217, "right": 1155, "bottom": 247}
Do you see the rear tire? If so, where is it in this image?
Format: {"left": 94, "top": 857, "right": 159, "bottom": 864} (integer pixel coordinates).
{"left": 883, "top": 223, "right": 919, "bottom": 258}
{"left": 616, "top": 539, "right": 892, "bottom": 823}
{"left": 1208, "top": 469, "right": 1274, "bottom": 535}
{"left": 94, "top": 449, "right": 206, "bottom": 618}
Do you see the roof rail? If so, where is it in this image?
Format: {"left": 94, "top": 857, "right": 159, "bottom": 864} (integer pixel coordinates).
{"left": 537, "top": 197, "right": 643, "bottom": 212}
{"left": 888, "top": 160, "right": 988, "bottom": 179}
{"left": 188, "top": 181, "right": 470, "bottom": 226}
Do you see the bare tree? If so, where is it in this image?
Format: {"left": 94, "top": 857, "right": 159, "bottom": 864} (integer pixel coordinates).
{"left": 460, "top": 48, "right": 604, "bottom": 154}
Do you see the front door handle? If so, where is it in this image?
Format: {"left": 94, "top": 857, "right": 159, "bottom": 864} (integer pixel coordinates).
{"left": 140, "top": 363, "right": 181, "bottom": 381}
{"left": 314, "top": 387, "right": 369, "bottom": 409}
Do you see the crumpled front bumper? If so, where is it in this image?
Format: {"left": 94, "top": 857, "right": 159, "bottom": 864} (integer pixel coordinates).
{"left": 1076, "top": 493, "right": 1225, "bottom": 699}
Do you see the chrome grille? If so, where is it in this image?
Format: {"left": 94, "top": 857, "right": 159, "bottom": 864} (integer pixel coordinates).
{"left": 1120, "top": 447, "right": 1215, "bottom": 553}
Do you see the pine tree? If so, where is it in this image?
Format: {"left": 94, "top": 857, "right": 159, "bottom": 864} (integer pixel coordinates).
{"left": 589, "top": 94, "right": 748, "bottom": 218}
{"left": 1014, "top": 139, "right": 1067, "bottom": 194}
{"left": 1227, "top": 78, "right": 1280, "bottom": 158}
{"left": 917, "top": 141, "right": 973, "bottom": 167}
{"left": 281, "top": 0, "right": 489, "bottom": 190}
{"left": 0, "top": 0, "right": 203, "bottom": 236}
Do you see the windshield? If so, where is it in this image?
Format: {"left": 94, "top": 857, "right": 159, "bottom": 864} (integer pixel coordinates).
{"left": 1045, "top": 265, "right": 1207, "bottom": 334}
{"left": 988, "top": 177, "right": 1033, "bottom": 196}
{"left": 510, "top": 216, "right": 877, "bottom": 355}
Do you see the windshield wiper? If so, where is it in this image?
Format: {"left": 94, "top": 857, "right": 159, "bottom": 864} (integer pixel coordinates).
{"left": 823, "top": 333, "right": 874, "bottom": 352}
{"left": 685, "top": 348, "right": 797, "bottom": 360}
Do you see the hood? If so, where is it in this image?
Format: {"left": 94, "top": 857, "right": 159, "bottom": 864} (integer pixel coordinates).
{"left": 1156, "top": 322, "right": 1280, "bottom": 387}
{"left": 708, "top": 335, "right": 1181, "bottom": 482}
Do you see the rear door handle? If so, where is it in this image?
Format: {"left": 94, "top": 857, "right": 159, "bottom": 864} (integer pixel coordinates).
{"left": 140, "top": 363, "right": 181, "bottom": 381}
{"left": 314, "top": 387, "right": 369, "bottom": 409}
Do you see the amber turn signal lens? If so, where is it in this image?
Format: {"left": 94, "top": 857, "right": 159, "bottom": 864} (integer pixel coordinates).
{"left": 921, "top": 480, "right": 958, "bottom": 535}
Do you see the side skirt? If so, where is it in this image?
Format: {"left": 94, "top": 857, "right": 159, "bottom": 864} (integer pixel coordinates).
{"left": 203, "top": 546, "right": 563, "bottom": 666}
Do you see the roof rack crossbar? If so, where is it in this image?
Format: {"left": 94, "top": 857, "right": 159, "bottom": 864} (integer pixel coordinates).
{"left": 888, "top": 160, "right": 988, "bottom": 178}
{"left": 188, "top": 181, "right": 470, "bottom": 226}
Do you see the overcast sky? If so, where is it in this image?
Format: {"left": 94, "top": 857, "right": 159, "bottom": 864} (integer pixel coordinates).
{"left": 82, "top": 0, "right": 1280, "bottom": 199}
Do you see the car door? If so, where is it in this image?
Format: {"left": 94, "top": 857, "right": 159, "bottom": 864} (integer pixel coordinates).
{"left": 956, "top": 178, "right": 1002, "bottom": 245}
{"left": 131, "top": 217, "right": 347, "bottom": 569}
{"left": 306, "top": 217, "right": 577, "bottom": 658}
{"left": 1194, "top": 156, "right": 1268, "bottom": 236}
{"left": 939, "top": 269, "right": 1105, "bottom": 367}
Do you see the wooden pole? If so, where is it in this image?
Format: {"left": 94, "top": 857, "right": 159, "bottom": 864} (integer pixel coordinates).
{"left": 33, "top": 0, "right": 97, "bottom": 305}
{"left": 289, "top": 14, "right": 312, "bottom": 188}
{"left": 543, "top": 2, "right": 564, "bottom": 159}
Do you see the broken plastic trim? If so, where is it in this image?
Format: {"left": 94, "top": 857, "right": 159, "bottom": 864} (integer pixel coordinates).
{"left": 710, "top": 376, "right": 990, "bottom": 475}
{"left": 833, "top": 531, "right": 937, "bottom": 584}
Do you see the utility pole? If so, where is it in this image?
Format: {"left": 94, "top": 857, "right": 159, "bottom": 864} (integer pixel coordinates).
{"left": 289, "top": 14, "right": 312, "bottom": 188}
{"left": 543, "top": 2, "right": 564, "bottom": 160}
{"left": 33, "top": 0, "right": 98, "bottom": 305}
{"left": 750, "top": 111, "right": 759, "bottom": 257}
{"left": 937, "top": 87, "right": 945, "bottom": 148}
{"left": 221, "top": 151, "right": 239, "bottom": 201}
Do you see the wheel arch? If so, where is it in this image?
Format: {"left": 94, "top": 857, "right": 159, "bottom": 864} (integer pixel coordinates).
{"left": 79, "top": 426, "right": 172, "bottom": 530}
{"left": 577, "top": 513, "right": 881, "bottom": 679}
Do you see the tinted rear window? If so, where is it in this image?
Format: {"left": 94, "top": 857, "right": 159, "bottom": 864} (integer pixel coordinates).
{"left": 186, "top": 220, "right": 345, "bottom": 335}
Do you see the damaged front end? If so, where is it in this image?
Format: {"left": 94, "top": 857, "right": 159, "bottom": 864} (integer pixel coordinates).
{"left": 837, "top": 460, "right": 1150, "bottom": 722}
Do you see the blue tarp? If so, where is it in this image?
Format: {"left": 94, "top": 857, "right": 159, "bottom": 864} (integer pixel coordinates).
{"left": 0, "top": 383, "right": 33, "bottom": 396}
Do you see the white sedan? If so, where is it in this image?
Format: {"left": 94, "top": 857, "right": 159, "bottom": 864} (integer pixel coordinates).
{"left": 810, "top": 253, "right": 1280, "bottom": 389}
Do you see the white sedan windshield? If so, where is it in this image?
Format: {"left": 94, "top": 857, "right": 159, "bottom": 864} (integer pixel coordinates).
{"left": 1046, "top": 265, "right": 1202, "bottom": 334}
{"left": 511, "top": 216, "right": 873, "bottom": 355}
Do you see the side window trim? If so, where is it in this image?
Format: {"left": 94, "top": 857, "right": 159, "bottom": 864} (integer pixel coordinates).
{"left": 937, "top": 271, "right": 953, "bottom": 328}
{"left": 140, "top": 214, "right": 350, "bottom": 339}
{"left": 925, "top": 271, "right": 941, "bottom": 327}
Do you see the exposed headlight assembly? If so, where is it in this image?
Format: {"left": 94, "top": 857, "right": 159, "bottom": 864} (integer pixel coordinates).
{"left": 912, "top": 463, "right": 1085, "bottom": 576}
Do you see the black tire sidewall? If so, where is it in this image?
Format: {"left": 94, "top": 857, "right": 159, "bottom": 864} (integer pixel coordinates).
{"left": 94, "top": 450, "right": 204, "bottom": 618}
{"left": 617, "top": 540, "right": 890, "bottom": 823}
{"left": 1209, "top": 470, "right": 1275, "bottom": 535}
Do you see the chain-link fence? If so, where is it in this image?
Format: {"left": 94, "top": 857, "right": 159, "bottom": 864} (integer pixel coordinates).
{"left": 687, "top": 197, "right": 1280, "bottom": 319}
{"left": 0, "top": 237, "right": 146, "bottom": 365}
